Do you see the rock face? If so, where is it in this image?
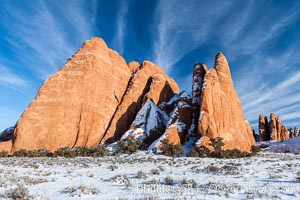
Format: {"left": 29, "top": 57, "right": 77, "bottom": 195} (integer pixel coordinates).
{"left": 259, "top": 115, "right": 270, "bottom": 141}
{"left": 269, "top": 113, "right": 278, "bottom": 141}
{"left": 190, "top": 63, "right": 208, "bottom": 136}
{"left": 0, "top": 141, "right": 12, "bottom": 152}
{"left": 11, "top": 38, "right": 179, "bottom": 152}
{"left": 289, "top": 127, "right": 299, "bottom": 138}
{"left": 197, "top": 53, "right": 255, "bottom": 152}
{"left": 258, "top": 113, "right": 290, "bottom": 141}
{"left": 100, "top": 61, "right": 179, "bottom": 143}
{"left": 0, "top": 127, "right": 14, "bottom": 142}
{"left": 121, "top": 99, "right": 169, "bottom": 146}
{"left": 148, "top": 92, "right": 193, "bottom": 152}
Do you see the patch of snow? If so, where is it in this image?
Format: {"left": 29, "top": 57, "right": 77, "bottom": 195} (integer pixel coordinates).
{"left": 121, "top": 128, "right": 145, "bottom": 140}
{"left": 265, "top": 137, "right": 300, "bottom": 153}
{"left": 199, "top": 111, "right": 204, "bottom": 122}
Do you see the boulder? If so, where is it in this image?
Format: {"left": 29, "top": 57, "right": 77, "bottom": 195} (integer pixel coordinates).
{"left": 197, "top": 53, "right": 255, "bottom": 152}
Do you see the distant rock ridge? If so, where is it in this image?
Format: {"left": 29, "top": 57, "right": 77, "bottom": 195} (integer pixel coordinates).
{"left": 0, "top": 37, "right": 256, "bottom": 154}
{"left": 258, "top": 113, "right": 290, "bottom": 141}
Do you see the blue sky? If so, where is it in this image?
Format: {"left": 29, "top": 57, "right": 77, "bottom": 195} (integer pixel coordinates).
{"left": 0, "top": 0, "right": 300, "bottom": 132}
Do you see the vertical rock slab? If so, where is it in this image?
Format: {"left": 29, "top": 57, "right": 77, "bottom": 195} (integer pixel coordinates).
{"left": 13, "top": 38, "right": 132, "bottom": 151}
{"left": 259, "top": 114, "right": 270, "bottom": 141}
{"left": 190, "top": 63, "right": 208, "bottom": 136}
{"left": 198, "top": 53, "right": 255, "bottom": 152}
{"left": 269, "top": 113, "right": 278, "bottom": 141}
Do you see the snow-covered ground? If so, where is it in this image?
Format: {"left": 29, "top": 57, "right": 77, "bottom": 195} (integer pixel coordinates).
{"left": 0, "top": 150, "right": 299, "bottom": 200}
{"left": 265, "top": 136, "right": 300, "bottom": 153}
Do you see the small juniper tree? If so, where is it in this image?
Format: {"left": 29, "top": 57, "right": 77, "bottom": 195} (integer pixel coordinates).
{"left": 160, "top": 139, "right": 184, "bottom": 157}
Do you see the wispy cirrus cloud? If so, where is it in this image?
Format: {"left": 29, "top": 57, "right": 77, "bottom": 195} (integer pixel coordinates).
{"left": 153, "top": 0, "right": 234, "bottom": 74}
{"left": 111, "top": 0, "right": 129, "bottom": 54}
{"left": 1, "top": 0, "right": 97, "bottom": 80}
{"left": 153, "top": 0, "right": 300, "bottom": 129}
{"left": 0, "top": 0, "right": 98, "bottom": 130}
{"left": 0, "top": 65, "right": 30, "bottom": 92}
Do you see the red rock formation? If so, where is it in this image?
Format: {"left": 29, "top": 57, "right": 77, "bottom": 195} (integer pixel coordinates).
{"left": 101, "top": 61, "right": 179, "bottom": 143}
{"left": 280, "top": 126, "right": 289, "bottom": 141}
{"left": 269, "top": 113, "right": 278, "bottom": 141}
{"left": 289, "top": 127, "right": 299, "bottom": 138}
{"left": 13, "top": 38, "right": 132, "bottom": 151}
{"left": 0, "top": 140, "right": 12, "bottom": 153}
{"left": 190, "top": 63, "right": 208, "bottom": 136}
{"left": 258, "top": 114, "right": 269, "bottom": 141}
{"left": 197, "top": 53, "right": 255, "bottom": 152}
{"left": 163, "top": 92, "right": 192, "bottom": 145}
{"left": 10, "top": 37, "right": 258, "bottom": 154}
{"left": 0, "top": 127, "right": 14, "bottom": 142}
{"left": 128, "top": 61, "right": 140, "bottom": 73}
{"left": 259, "top": 113, "right": 291, "bottom": 141}
{"left": 122, "top": 99, "right": 168, "bottom": 146}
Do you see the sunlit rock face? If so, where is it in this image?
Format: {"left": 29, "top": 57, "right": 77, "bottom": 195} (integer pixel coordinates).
{"left": 11, "top": 37, "right": 179, "bottom": 152}
{"left": 13, "top": 38, "right": 132, "bottom": 151}
{"left": 259, "top": 113, "right": 291, "bottom": 142}
{"left": 197, "top": 53, "right": 256, "bottom": 152}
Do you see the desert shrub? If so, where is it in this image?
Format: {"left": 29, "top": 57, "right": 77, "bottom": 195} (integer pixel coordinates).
{"left": 55, "top": 147, "right": 75, "bottom": 158}
{"left": 136, "top": 170, "right": 146, "bottom": 179}
{"left": 73, "top": 146, "right": 90, "bottom": 157}
{"left": 259, "top": 143, "right": 270, "bottom": 149}
{"left": 207, "top": 165, "right": 220, "bottom": 174}
{"left": 116, "top": 136, "right": 142, "bottom": 154}
{"left": 209, "top": 137, "right": 224, "bottom": 157}
{"left": 13, "top": 149, "right": 29, "bottom": 157}
{"left": 4, "top": 184, "right": 29, "bottom": 200}
{"left": 208, "top": 137, "right": 251, "bottom": 159}
{"left": 187, "top": 149, "right": 200, "bottom": 157}
{"left": 13, "top": 148, "right": 55, "bottom": 157}
{"left": 187, "top": 146, "right": 211, "bottom": 158}
{"left": 251, "top": 145, "right": 261, "bottom": 155}
{"left": 11, "top": 145, "right": 106, "bottom": 158}
{"left": 89, "top": 144, "right": 107, "bottom": 157}
{"left": 160, "top": 139, "right": 184, "bottom": 157}
{"left": 297, "top": 171, "right": 300, "bottom": 183}
{"left": 150, "top": 168, "right": 160, "bottom": 175}
{"left": 164, "top": 176, "right": 174, "bottom": 185}
{"left": 0, "top": 150, "right": 9, "bottom": 157}
{"left": 36, "top": 148, "right": 54, "bottom": 157}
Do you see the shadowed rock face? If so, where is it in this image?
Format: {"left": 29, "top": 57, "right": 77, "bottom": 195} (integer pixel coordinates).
{"left": 259, "top": 114, "right": 270, "bottom": 141}
{"left": 289, "top": 127, "right": 299, "bottom": 138}
{"left": 190, "top": 63, "right": 208, "bottom": 137}
{"left": 197, "top": 53, "right": 256, "bottom": 152}
{"left": 100, "top": 61, "right": 179, "bottom": 144}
